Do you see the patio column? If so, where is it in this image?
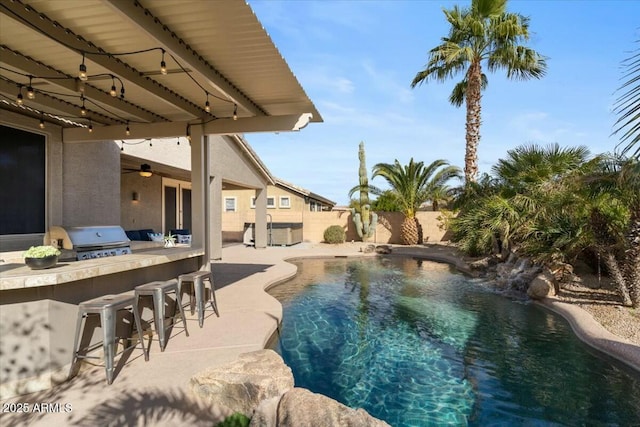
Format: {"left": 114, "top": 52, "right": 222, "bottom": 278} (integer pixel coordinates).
{"left": 254, "top": 187, "right": 267, "bottom": 249}
{"left": 210, "top": 174, "right": 223, "bottom": 260}
{"left": 190, "top": 125, "right": 210, "bottom": 267}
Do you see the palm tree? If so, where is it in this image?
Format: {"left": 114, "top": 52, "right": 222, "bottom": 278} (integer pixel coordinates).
{"left": 613, "top": 37, "right": 640, "bottom": 159}
{"left": 411, "top": 0, "right": 547, "bottom": 183}
{"left": 372, "top": 159, "right": 461, "bottom": 245}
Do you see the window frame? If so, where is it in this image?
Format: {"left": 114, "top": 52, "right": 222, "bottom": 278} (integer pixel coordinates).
{"left": 224, "top": 196, "right": 237, "bottom": 212}
{"left": 279, "top": 196, "right": 291, "bottom": 209}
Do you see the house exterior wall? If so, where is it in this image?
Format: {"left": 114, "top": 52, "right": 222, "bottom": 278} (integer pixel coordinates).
{"left": 120, "top": 172, "right": 163, "bottom": 232}
{"left": 63, "top": 141, "right": 120, "bottom": 226}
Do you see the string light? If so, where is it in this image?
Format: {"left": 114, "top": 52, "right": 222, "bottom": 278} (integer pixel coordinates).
{"left": 16, "top": 85, "right": 24, "bottom": 105}
{"left": 39, "top": 116, "right": 45, "bottom": 129}
{"left": 233, "top": 104, "right": 238, "bottom": 120}
{"left": 160, "top": 49, "right": 167, "bottom": 75}
{"left": 110, "top": 75, "right": 117, "bottom": 97}
{"left": 126, "top": 121, "right": 131, "bottom": 136}
{"left": 88, "top": 119, "right": 93, "bottom": 133}
{"left": 205, "top": 93, "right": 211, "bottom": 113}
{"left": 121, "top": 142, "right": 124, "bottom": 151}
{"left": 80, "top": 96, "right": 87, "bottom": 116}
{"left": 78, "top": 53, "right": 88, "bottom": 81}
{"left": 27, "top": 77, "right": 35, "bottom": 100}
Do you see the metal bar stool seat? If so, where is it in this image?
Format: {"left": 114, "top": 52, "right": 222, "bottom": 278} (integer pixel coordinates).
{"left": 70, "top": 293, "right": 148, "bottom": 385}
{"left": 178, "top": 270, "right": 219, "bottom": 328}
{"left": 134, "top": 280, "right": 189, "bottom": 351}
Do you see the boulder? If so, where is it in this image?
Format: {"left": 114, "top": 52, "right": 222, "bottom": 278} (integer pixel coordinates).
{"left": 375, "top": 245, "right": 392, "bottom": 254}
{"left": 363, "top": 244, "right": 376, "bottom": 253}
{"left": 527, "top": 272, "right": 555, "bottom": 300}
{"left": 189, "top": 349, "right": 294, "bottom": 416}
{"left": 251, "top": 388, "right": 390, "bottom": 427}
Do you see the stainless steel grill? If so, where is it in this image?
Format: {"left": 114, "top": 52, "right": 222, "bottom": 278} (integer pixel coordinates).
{"left": 44, "top": 226, "right": 132, "bottom": 261}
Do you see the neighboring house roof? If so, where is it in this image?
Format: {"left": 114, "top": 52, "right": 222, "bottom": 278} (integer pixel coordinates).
{"left": 275, "top": 178, "right": 336, "bottom": 207}
{"left": 0, "top": 0, "right": 321, "bottom": 141}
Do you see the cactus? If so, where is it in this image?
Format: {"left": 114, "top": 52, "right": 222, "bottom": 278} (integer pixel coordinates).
{"left": 351, "top": 142, "right": 378, "bottom": 241}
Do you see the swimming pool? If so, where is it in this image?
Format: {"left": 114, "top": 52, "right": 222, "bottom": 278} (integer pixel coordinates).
{"left": 268, "top": 257, "right": 640, "bottom": 426}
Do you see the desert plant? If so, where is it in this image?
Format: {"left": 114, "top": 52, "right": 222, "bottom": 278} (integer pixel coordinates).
{"left": 347, "top": 142, "right": 378, "bottom": 241}
{"left": 324, "top": 225, "right": 346, "bottom": 244}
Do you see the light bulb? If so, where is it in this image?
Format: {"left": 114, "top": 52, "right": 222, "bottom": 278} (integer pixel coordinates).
{"left": 205, "top": 100, "right": 211, "bottom": 113}
{"left": 81, "top": 105, "right": 87, "bottom": 116}
{"left": 160, "top": 60, "right": 167, "bottom": 75}
{"left": 233, "top": 104, "right": 238, "bottom": 120}
{"left": 39, "top": 118, "right": 45, "bottom": 129}
{"left": 88, "top": 123, "right": 93, "bottom": 133}
{"left": 27, "top": 86, "right": 35, "bottom": 100}
{"left": 110, "top": 85, "right": 117, "bottom": 97}
{"left": 16, "top": 92, "right": 24, "bottom": 105}
{"left": 126, "top": 125, "right": 130, "bottom": 136}
{"left": 79, "top": 63, "right": 88, "bottom": 81}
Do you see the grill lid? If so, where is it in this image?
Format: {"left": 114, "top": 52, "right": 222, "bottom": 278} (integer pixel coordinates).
{"left": 45, "top": 225, "right": 130, "bottom": 249}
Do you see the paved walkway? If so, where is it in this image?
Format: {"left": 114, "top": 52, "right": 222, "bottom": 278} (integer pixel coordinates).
{"left": 0, "top": 243, "right": 637, "bottom": 427}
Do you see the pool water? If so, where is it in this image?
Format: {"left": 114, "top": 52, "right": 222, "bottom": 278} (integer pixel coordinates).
{"left": 268, "top": 257, "right": 640, "bottom": 427}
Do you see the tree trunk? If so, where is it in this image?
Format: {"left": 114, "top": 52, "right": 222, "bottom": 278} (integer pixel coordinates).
{"left": 602, "top": 251, "right": 632, "bottom": 307}
{"left": 624, "top": 212, "right": 640, "bottom": 308}
{"left": 464, "top": 60, "right": 482, "bottom": 184}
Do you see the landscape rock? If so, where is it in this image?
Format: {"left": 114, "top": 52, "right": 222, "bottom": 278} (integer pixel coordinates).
{"left": 363, "top": 244, "right": 376, "bottom": 253}
{"left": 375, "top": 245, "right": 392, "bottom": 254}
{"left": 189, "top": 349, "right": 293, "bottom": 416}
{"left": 252, "top": 387, "right": 390, "bottom": 427}
{"left": 527, "top": 272, "right": 555, "bottom": 299}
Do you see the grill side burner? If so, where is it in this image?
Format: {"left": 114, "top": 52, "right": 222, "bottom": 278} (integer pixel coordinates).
{"left": 44, "top": 226, "right": 132, "bottom": 261}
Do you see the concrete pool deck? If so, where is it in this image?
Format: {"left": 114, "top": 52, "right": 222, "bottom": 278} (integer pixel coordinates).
{"left": 1, "top": 242, "right": 638, "bottom": 426}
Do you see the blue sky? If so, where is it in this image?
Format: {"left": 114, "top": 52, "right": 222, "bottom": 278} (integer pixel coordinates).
{"left": 245, "top": 0, "right": 640, "bottom": 205}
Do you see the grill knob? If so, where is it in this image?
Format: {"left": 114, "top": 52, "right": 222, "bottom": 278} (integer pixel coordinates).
{"left": 96, "top": 232, "right": 102, "bottom": 237}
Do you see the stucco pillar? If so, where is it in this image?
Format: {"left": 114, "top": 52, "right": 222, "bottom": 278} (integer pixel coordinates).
{"left": 190, "top": 125, "right": 210, "bottom": 267}
{"left": 254, "top": 187, "right": 267, "bottom": 249}
{"left": 210, "top": 174, "right": 222, "bottom": 260}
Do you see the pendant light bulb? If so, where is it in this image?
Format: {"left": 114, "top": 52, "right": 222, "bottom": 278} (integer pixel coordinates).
{"left": 110, "top": 85, "right": 117, "bottom": 97}
{"left": 16, "top": 87, "right": 24, "bottom": 105}
{"left": 88, "top": 120, "right": 93, "bottom": 133}
{"left": 79, "top": 54, "right": 88, "bottom": 81}
{"left": 126, "top": 123, "right": 131, "bottom": 136}
{"left": 205, "top": 100, "right": 211, "bottom": 113}
{"left": 39, "top": 118, "right": 45, "bottom": 129}
{"left": 233, "top": 104, "right": 238, "bottom": 120}
{"left": 160, "top": 49, "right": 168, "bottom": 75}
{"left": 27, "top": 78, "right": 35, "bottom": 99}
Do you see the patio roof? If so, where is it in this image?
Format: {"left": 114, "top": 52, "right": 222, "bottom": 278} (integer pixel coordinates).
{"left": 0, "top": 0, "right": 322, "bottom": 142}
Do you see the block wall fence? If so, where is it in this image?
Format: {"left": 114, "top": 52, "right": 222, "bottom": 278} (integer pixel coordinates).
{"left": 222, "top": 211, "right": 453, "bottom": 244}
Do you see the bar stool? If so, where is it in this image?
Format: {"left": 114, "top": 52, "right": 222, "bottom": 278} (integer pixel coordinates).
{"left": 178, "top": 270, "right": 219, "bottom": 327}
{"left": 70, "top": 293, "right": 148, "bottom": 385}
{"left": 134, "top": 280, "right": 189, "bottom": 351}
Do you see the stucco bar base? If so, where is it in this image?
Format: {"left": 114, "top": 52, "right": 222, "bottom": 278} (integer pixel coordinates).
{"left": 0, "top": 247, "right": 202, "bottom": 399}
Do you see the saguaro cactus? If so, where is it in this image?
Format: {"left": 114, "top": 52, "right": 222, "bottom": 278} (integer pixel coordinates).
{"left": 351, "top": 142, "right": 378, "bottom": 241}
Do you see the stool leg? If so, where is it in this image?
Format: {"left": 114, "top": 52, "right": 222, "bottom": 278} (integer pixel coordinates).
{"left": 69, "top": 310, "right": 85, "bottom": 379}
{"left": 207, "top": 274, "right": 219, "bottom": 317}
{"left": 173, "top": 286, "right": 189, "bottom": 337}
{"left": 102, "top": 308, "right": 116, "bottom": 385}
{"left": 194, "top": 277, "right": 205, "bottom": 328}
{"left": 132, "top": 302, "right": 149, "bottom": 361}
{"left": 152, "top": 288, "right": 166, "bottom": 351}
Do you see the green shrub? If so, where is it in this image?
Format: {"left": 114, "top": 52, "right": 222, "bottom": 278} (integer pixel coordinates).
{"left": 324, "top": 225, "right": 345, "bottom": 244}
{"left": 215, "top": 413, "right": 251, "bottom": 427}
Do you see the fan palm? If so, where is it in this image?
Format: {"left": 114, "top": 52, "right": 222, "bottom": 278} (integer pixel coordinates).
{"left": 613, "top": 38, "right": 640, "bottom": 159}
{"left": 372, "top": 159, "right": 461, "bottom": 245}
{"left": 411, "top": 0, "right": 547, "bottom": 183}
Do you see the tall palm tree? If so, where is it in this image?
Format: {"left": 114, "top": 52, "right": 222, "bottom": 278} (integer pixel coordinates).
{"left": 411, "top": 0, "right": 547, "bottom": 183}
{"left": 613, "top": 38, "right": 640, "bottom": 159}
{"left": 372, "top": 159, "right": 460, "bottom": 245}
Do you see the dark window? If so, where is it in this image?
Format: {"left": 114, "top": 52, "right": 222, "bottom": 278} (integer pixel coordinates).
{"left": 0, "top": 125, "right": 46, "bottom": 235}
{"left": 164, "top": 186, "right": 177, "bottom": 233}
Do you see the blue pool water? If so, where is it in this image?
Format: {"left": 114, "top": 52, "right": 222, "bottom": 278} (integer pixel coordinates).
{"left": 268, "top": 257, "right": 640, "bottom": 426}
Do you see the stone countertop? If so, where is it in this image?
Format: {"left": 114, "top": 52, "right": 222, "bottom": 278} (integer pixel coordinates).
{"left": 0, "top": 246, "right": 204, "bottom": 291}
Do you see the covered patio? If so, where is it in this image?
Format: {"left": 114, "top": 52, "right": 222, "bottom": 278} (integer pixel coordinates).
{"left": 0, "top": 0, "right": 321, "bottom": 399}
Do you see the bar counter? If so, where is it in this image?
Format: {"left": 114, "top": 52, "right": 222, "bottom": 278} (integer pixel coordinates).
{"left": 0, "top": 245, "right": 204, "bottom": 291}
{"left": 0, "top": 245, "right": 204, "bottom": 399}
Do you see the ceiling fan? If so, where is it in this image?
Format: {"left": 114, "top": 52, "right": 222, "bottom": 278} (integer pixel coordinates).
{"left": 123, "top": 163, "right": 154, "bottom": 177}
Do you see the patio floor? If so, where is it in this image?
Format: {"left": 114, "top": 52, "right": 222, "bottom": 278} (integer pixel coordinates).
{"left": 0, "top": 242, "right": 380, "bottom": 427}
